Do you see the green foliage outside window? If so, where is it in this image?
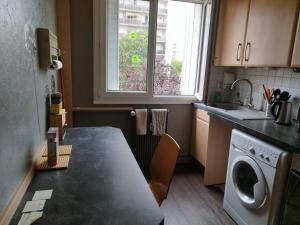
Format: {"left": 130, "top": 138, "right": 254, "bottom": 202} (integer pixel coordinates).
{"left": 118, "top": 31, "right": 181, "bottom": 94}
{"left": 170, "top": 59, "right": 182, "bottom": 75}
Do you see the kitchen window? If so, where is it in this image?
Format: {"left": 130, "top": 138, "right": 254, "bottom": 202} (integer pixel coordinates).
{"left": 93, "top": 0, "right": 212, "bottom": 104}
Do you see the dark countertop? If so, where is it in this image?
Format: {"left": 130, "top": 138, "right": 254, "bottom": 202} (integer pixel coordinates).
{"left": 10, "top": 127, "right": 164, "bottom": 225}
{"left": 194, "top": 103, "right": 300, "bottom": 153}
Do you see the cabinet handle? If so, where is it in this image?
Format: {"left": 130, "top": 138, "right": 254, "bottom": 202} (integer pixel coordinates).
{"left": 236, "top": 43, "right": 242, "bottom": 61}
{"left": 245, "top": 42, "right": 251, "bottom": 62}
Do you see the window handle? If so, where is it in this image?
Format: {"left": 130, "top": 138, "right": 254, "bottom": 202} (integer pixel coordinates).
{"left": 244, "top": 42, "right": 251, "bottom": 62}
{"left": 236, "top": 43, "right": 242, "bottom": 61}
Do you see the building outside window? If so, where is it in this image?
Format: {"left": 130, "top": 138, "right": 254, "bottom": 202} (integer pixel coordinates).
{"left": 94, "top": 0, "right": 212, "bottom": 104}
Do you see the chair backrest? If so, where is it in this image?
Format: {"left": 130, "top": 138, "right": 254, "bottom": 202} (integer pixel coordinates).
{"left": 149, "top": 134, "right": 180, "bottom": 188}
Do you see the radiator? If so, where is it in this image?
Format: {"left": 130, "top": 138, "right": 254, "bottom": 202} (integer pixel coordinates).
{"left": 133, "top": 135, "right": 161, "bottom": 168}
{"left": 131, "top": 109, "right": 168, "bottom": 169}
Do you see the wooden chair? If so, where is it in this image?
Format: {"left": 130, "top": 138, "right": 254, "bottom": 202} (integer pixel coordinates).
{"left": 149, "top": 134, "right": 180, "bottom": 206}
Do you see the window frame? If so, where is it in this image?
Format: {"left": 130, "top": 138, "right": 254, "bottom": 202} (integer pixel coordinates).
{"left": 93, "top": 0, "right": 211, "bottom": 104}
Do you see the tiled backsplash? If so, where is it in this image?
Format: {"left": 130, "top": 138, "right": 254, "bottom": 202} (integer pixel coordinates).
{"left": 234, "top": 67, "right": 300, "bottom": 118}
{"left": 207, "top": 66, "right": 233, "bottom": 103}
{"left": 208, "top": 67, "right": 300, "bottom": 119}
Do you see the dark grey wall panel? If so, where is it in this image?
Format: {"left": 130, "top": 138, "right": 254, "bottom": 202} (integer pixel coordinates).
{"left": 70, "top": 0, "right": 93, "bottom": 106}
{"left": 73, "top": 112, "right": 136, "bottom": 149}
{"left": 70, "top": 0, "right": 193, "bottom": 158}
{"left": 0, "top": 0, "right": 57, "bottom": 212}
{"left": 73, "top": 105, "right": 193, "bottom": 157}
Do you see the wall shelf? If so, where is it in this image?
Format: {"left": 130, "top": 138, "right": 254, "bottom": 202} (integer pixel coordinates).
{"left": 72, "top": 107, "right": 134, "bottom": 112}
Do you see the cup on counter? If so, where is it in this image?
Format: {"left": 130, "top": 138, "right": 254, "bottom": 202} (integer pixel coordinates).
{"left": 265, "top": 103, "right": 272, "bottom": 117}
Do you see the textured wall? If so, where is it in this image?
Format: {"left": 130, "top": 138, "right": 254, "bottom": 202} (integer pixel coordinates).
{"left": 234, "top": 67, "right": 300, "bottom": 118}
{"left": 70, "top": 0, "right": 193, "bottom": 159}
{"left": 207, "top": 66, "right": 235, "bottom": 103}
{"left": 0, "top": 0, "right": 57, "bottom": 212}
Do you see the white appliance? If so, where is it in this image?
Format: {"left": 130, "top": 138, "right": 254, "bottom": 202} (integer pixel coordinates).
{"left": 223, "top": 129, "right": 292, "bottom": 225}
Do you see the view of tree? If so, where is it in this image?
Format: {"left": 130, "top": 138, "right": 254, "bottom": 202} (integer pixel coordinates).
{"left": 170, "top": 59, "right": 182, "bottom": 75}
{"left": 154, "top": 55, "right": 181, "bottom": 95}
{"left": 118, "top": 31, "right": 181, "bottom": 95}
{"left": 119, "top": 32, "right": 148, "bottom": 91}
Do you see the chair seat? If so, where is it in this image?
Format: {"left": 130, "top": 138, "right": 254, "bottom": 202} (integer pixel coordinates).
{"left": 149, "top": 180, "right": 168, "bottom": 206}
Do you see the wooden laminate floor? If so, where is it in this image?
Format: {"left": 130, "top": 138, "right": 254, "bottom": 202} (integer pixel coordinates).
{"left": 161, "top": 166, "right": 236, "bottom": 225}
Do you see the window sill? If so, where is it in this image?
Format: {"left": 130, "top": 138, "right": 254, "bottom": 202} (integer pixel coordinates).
{"left": 93, "top": 96, "right": 198, "bottom": 105}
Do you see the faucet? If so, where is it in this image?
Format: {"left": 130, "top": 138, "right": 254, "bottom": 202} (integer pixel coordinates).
{"left": 231, "top": 78, "right": 254, "bottom": 109}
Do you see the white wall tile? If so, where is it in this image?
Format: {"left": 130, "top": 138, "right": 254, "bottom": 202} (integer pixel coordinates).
{"left": 232, "top": 67, "right": 300, "bottom": 119}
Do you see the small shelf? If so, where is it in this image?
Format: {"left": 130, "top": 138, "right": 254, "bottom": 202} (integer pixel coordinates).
{"left": 72, "top": 107, "right": 133, "bottom": 112}
{"left": 36, "top": 145, "right": 72, "bottom": 171}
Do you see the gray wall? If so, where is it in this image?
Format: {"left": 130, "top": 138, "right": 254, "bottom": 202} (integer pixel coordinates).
{"left": 70, "top": 0, "right": 193, "bottom": 159}
{"left": 0, "top": 0, "right": 57, "bottom": 212}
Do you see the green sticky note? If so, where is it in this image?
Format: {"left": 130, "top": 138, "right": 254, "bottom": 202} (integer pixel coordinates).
{"left": 129, "top": 32, "right": 137, "bottom": 40}
{"left": 131, "top": 55, "right": 140, "bottom": 63}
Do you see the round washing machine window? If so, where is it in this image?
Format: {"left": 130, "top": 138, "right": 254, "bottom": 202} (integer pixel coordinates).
{"left": 231, "top": 155, "right": 267, "bottom": 209}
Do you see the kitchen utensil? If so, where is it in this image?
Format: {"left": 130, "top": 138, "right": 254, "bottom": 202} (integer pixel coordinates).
{"left": 279, "top": 91, "right": 291, "bottom": 101}
{"left": 272, "top": 89, "right": 281, "bottom": 101}
{"left": 263, "top": 92, "right": 268, "bottom": 103}
{"left": 271, "top": 101, "right": 293, "bottom": 125}
{"left": 262, "top": 85, "right": 272, "bottom": 104}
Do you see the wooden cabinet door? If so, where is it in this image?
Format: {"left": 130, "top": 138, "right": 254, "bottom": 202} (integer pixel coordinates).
{"left": 291, "top": 12, "right": 300, "bottom": 67}
{"left": 193, "top": 118, "right": 209, "bottom": 166}
{"left": 204, "top": 117, "right": 232, "bottom": 186}
{"left": 214, "top": 0, "right": 250, "bottom": 66}
{"left": 191, "top": 109, "right": 209, "bottom": 167}
{"left": 243, "top": 0, "right": 299, "bottom": 67}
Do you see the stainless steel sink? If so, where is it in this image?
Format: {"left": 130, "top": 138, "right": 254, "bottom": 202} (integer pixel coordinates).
{"left": 207, "top": 103, "right": 274, "bottom": 120}
{"left": 213, "top": 103, "right": 243, "bottom": 111}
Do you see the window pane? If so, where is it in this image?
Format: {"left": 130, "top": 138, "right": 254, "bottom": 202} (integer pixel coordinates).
{"left": 154, "top": 0, "right": 202, "bottom": 96}
{"left": 108, "top": 0, "right": 150, "bottom": 92}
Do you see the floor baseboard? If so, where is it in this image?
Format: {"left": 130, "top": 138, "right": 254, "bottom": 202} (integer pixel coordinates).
{"left": 0, "top": 141, "right": 46, "bottom": 225}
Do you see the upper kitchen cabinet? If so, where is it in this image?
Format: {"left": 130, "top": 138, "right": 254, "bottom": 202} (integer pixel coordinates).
{"left": 243, "top": 0, "right": 299, "bottom": 67}
{"left": 291, "top": 12, "right": 300, "bottom": 68}
{"left": 214, "top": 0, "right": 250, "bottom": 66}
{"left": 215, "top": 0, "right": 299, "bottom": 67}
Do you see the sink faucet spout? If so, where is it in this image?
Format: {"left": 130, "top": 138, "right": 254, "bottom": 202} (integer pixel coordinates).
{"left": 231, "top": 79, "right": 254, "bottom": 109}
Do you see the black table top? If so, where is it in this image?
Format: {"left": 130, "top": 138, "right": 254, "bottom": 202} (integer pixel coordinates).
{"left": 194, "top": 103, "right": 300, "bottom": 153}
{"left": 10, "top": 127, "right": 164, "bottom": 225}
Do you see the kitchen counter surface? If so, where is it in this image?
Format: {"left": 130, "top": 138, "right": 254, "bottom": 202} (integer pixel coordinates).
{"left": 10, "top": 127, "right": 164, "bottom": 225}
{"left": 194, "top": 103, "right": 300, "bottom": 153}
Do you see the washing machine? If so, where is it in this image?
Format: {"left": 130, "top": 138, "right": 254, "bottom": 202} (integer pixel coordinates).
{"left": 223, "top": 129, "right": 292, "bottom": 225}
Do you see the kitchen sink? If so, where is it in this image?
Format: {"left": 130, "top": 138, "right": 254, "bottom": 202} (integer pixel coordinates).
{"left": 207, "top": 103, "right": 274, "bottom": 120}
{"left": 213, "top": 103, "right": 243, "bottom": 111}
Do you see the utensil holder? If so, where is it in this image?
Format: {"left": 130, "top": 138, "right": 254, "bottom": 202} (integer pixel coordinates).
{"left": 265, "top": 103, "right": 272, "bottom": 117}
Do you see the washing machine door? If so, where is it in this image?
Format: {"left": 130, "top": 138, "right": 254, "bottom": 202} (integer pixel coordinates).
{"left": 231, "top": 155, "right": 267, "bottom": 209}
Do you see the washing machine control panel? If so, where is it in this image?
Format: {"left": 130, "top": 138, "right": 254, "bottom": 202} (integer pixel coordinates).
{"left": 232, "top": 130, "right": 282, "bottom": 168}
{"left": 247, "top": 145, "right": 279, "bottom": 167}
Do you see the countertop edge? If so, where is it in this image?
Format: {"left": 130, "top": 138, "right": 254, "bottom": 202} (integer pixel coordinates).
{"left": 193, "top": 103, "right": 300, "bottom": 153}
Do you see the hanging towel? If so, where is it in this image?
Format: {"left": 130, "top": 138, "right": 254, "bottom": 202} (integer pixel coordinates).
{"left": 151, "top": 109, "right": 168, "bottom": 136}
{"left": 135, "top": 109, "right": 148, "bottom": 135}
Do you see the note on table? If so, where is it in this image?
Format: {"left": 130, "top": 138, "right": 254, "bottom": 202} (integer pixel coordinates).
{"left": 18, "top": 211, "right": 43, "bottom": 225}
{"left": 32, "top": 189, "right": 53, "bottom": 201}
{"left": 22, "top": 200, "right": 46, "bottom": 213}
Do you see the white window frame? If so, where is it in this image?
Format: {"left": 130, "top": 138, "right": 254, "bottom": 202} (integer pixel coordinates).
{"left": 93, "top": 0, "right": 211, "bottom": 104}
